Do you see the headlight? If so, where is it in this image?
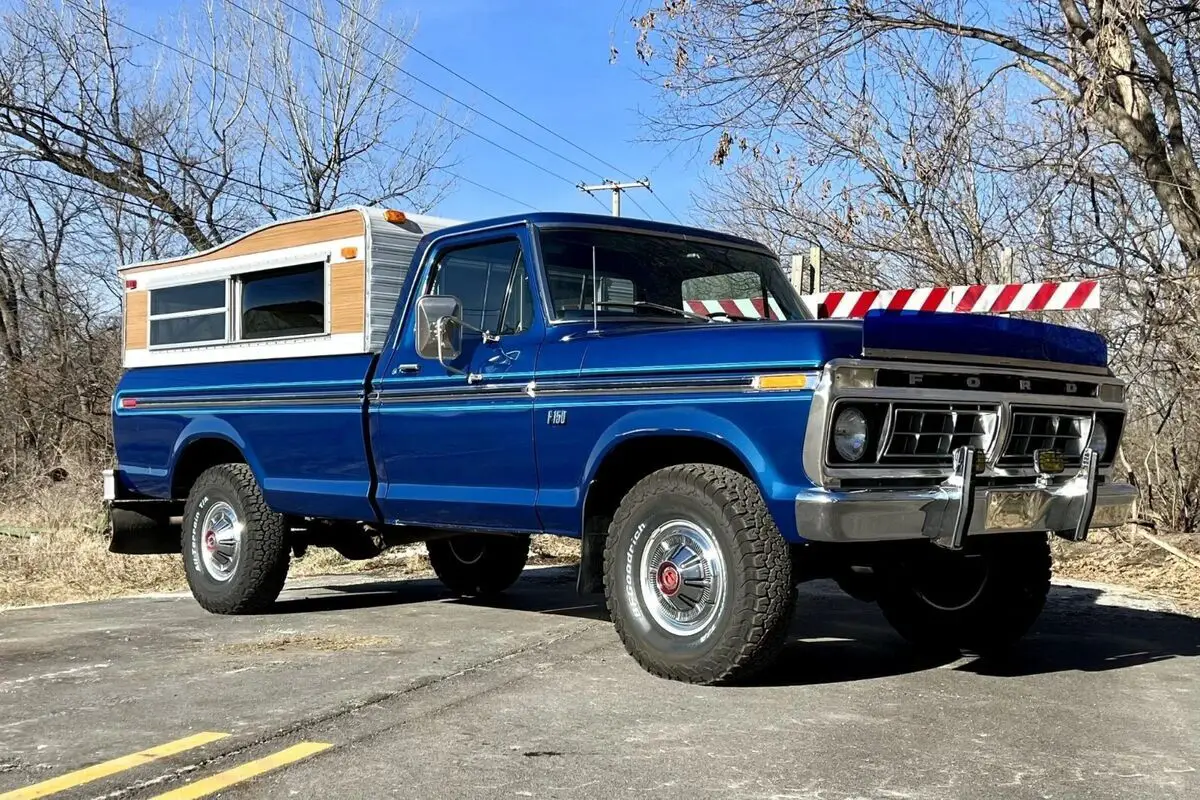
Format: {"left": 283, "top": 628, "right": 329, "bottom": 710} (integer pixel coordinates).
{"left": 1088, "top": 418, "right": 1108, "bottom": 458}
{"left": 833, "top": 407, "right": 870, "bottom": 462}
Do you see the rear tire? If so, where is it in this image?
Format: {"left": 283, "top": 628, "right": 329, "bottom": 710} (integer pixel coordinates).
{"left": 182, "top": 463, "right": 290, "bottom": 615}
{"left": 427, "top": 534, "right": 530, "bottom": 597}
{"left": 875, "top": 533, "right": 1051, "bottom": 656}
{"left": 603, "top": 464, "right": 794, "bottom": 685}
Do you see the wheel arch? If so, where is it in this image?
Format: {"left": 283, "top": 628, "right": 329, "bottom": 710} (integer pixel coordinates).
{"left": 580, "top": 424, "right": 762, "bottom": 536}
{"left": 169, "top": 422, "right": 261, "bottom": 500}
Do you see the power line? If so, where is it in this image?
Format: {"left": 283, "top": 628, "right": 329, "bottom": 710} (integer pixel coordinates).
{"left": 326, "top": 0, "right": 684, "bottom": 224}
{"left": 221, "top": 0, "right": 583, "bottom": 190}
{"left": 0, "top": 164, "right": 249, "bottom": 238}
{"left": 327, "top": 0, "right": 666, "bottom": 190}
{"left": 63, "top": 1, "right": 541, "bottom": 214}
{"left": 283, "top": 0, "right": 608, "bottom": 182}
{"left": 5, "top": 102, "right": 312, "bottom": 213}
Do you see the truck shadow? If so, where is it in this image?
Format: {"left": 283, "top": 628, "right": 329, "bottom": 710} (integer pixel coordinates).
{"left": 277, "top": 567, "right": 1200, "bottom": 687}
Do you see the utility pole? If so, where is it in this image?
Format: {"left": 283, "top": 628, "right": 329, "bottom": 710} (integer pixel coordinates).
{"left": 809, "top": 245, "right": 822, "bottom": 293}
{"left": 579, "top": 179, "right": 651, "bottom": 217}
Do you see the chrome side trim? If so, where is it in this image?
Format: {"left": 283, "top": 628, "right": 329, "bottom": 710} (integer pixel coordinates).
{"left": 123, "top": 391, "right": 364, "bottom": 410}
{"left": 862, "top": 348, "right": 1112, "bottom": 377}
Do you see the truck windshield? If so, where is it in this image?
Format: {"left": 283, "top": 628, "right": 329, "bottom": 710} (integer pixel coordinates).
{"left": 537, "top": 227, "right": 808, "bottom": 322}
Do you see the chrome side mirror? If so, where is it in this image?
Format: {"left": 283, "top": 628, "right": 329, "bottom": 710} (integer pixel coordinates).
{"left": 416, "top": 295, "right": 463, "bottom": 362}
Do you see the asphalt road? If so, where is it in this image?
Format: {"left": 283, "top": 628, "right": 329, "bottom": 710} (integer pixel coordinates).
{"left": 1, "top": 566, "right": 1197, "bottom": 800}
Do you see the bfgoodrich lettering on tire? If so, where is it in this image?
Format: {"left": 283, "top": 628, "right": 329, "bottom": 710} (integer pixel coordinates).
{"left": 182, "top": 463, "right": 290, "bottom": 614}
{"left": 603, "top": 464, "right": 794, "bottom": 684}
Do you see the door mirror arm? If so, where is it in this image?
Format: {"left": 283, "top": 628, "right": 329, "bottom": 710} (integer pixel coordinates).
{"left": 416, "top": 295, "right": 500, "bottom": 381}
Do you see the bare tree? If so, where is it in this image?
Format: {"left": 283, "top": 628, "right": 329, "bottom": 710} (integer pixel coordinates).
{"left": 238, "top": 0, "right": 461, "bottom": 215}
{"left": 0, "top": 0, "right": 463, "bottom": 253}
{"left": 631, "top": 0, "right": 1200, "bottom": 530}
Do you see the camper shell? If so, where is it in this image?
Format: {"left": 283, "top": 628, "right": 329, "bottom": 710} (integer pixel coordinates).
{"left": 118, "top": 207, "right": 461, "bottom": 368}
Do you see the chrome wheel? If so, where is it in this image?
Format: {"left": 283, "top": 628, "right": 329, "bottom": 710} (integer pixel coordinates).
{"left": 448, "top": 537, "right": 486, "bottom": 565}
{"left": 199, "top": 501, "right": 242, "bottom": 582}
{"left": 637, "top": 519, "right": 726, "bottom": 637}
{"left": 912, "top": 555, "right": 990, "bottom": 612}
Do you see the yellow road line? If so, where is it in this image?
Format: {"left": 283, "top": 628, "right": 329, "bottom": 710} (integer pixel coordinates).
{"left": 148, "top": 742, "right": 333, "bottom": 800}
{"left": 0, "top": 732, "right": 229, "bottom": 800}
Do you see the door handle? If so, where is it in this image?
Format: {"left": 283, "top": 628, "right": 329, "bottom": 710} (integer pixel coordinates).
{"left": 395, "top": 363, "right": 420, "bottom": 374}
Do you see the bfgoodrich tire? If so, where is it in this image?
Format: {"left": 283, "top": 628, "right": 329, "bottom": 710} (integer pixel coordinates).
{"left": 427, "top": 534, "right": 530, "bottom": 597}
{"left": 182, "top": 463, "right": 290, "bottom": 615}
{"left": 603, "top": 464, "right": 794, "bottom": 685}
{"left": 875, "top": 532, "right": 1051, "bottom": 656}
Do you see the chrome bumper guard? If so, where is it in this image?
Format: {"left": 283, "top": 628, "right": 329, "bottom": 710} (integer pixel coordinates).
{"left": 795, "top": 448, "right": 1134, "bottom": 548}
{"left": 102, "top": 468, "right": 116, "bottom": 503}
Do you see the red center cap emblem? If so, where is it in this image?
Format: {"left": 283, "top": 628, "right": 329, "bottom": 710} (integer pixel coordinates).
{"left": 204, "top": 530, "right": 216, "bottom": 552}
{"left": 656, "top": 562, "right": 681, "bottom": 597}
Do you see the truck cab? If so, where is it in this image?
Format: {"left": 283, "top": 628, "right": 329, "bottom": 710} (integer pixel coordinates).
{"left": 106, "top": 207, "right": 1134, "bottom": 684}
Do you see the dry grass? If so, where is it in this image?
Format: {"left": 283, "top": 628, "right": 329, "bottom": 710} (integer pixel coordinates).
{"left": 1052, "top": 527, "right": 1200, "bottom": 612}
{"left": 0, "top": 474, "right": 580, "bottom": 610}
{"left": 0, "top": 473, "right": 184, "bottom": 609}
{"left": 6, "top": 477, "right": 1191, "bottom": 614}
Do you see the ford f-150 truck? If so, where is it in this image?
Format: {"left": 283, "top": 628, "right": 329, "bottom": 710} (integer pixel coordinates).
{"left": 105, "top": 206, "right": 1134, "bottom": 684}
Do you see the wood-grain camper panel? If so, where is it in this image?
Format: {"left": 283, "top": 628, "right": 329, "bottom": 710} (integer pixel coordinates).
{"left": 330, "top": 260, "right": 366, "bottom": 334}
{"left": 125, "top": 290, "right": 148, "bottom": 350}
{"left": 124, "top": 210, "right": 366, "bottom": 273}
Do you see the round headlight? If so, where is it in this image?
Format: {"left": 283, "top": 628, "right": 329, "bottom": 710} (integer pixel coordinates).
{"left": 833, "top": 407, "right": 870, "bottom": 462}
{"left": 1088, "top": 418, "right": 1108, "bottom": 458}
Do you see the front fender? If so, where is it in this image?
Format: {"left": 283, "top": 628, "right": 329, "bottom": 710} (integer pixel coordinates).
{"left": 581, "top": 406, "right": 771, "bottom": 491}
{"left": 576, "top": 401, "right": 812, "bottom": 542}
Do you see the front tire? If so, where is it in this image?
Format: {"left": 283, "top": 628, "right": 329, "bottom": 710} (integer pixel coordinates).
{"left": 603, "top": 464, "right": 794, "bottom": 685}
{"left": 182, "top": 463, "right": 290, "bottom": 615}
{"left": 427, "top": 534, "right": 530, "bottom": 597}
{"left": 875, "top": 533, "right": 1051, "bottom": 656}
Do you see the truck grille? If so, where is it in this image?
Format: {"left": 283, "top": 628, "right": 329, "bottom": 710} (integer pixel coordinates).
{"left": 1000, "top": 409, "right": 1091, "bottom": 466}
{"left": 881, "top": 405, "right": 998, "bottom": 464}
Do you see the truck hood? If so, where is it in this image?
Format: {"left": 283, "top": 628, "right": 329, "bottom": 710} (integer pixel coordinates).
{"left": 573, "top": 312, "right": 1107, "bottom": 375}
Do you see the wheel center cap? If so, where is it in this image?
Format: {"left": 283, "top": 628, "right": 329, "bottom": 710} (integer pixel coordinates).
{"left": 656, "top": 562, "right": 681, "bottom": 597}
{"left": 204, "top": 530, "right": 216, "bottom": 552}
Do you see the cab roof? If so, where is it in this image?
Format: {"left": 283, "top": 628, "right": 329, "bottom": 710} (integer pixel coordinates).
{"left": 429, "top": 212, "right": 777, "bottom": 254}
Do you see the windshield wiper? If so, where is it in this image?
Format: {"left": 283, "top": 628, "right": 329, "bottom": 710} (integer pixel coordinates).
{"left": 592, "top": 301, "right": 712, "bottom": 322}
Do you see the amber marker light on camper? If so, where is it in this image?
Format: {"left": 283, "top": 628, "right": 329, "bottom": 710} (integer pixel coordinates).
{"left": 384, "top": 209, "right": 407, "bottom": 224}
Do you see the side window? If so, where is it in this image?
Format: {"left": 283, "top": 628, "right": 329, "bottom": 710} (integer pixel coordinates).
{"left": 428, "top": 239, "right": 531, "bottom": 335}
{"left": 148, "top": 280, "right": 227, "bottom": 347}
{"left": 240, "top": 262, "right": 325, "bottom": 339}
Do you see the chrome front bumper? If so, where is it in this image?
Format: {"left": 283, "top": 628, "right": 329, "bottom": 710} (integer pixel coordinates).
{"left": 795, "top": 449, "right": 1135, "bottom": 548}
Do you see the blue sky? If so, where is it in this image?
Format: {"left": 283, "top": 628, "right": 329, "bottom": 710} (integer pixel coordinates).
{"left": 381, "top": 0, "right": 704, "bottom": 222}
{"left": 122, "top": 0, "right": 710, "bottom": 224}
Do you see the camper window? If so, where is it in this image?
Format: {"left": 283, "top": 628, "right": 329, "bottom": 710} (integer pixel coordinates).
{"left": 148, "top": 280, "right": 228, "bottom": 347}
{"left": 239, "top": 262, "right": 326, "bottom": 340}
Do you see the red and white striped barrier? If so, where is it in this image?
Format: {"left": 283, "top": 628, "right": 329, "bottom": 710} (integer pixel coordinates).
{"left": 801, "top": 280, "right": 1100, "bottom": 319}
{"left": 686, "top": 297, "right": 786, "bottom": 319}
{"left": 684, "top": 280, "right": 1100, "bottom": 320}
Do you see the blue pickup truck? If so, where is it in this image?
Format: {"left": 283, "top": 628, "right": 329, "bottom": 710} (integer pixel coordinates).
{"left": 105, "top": 208, "right": 1133, "bottom": 684}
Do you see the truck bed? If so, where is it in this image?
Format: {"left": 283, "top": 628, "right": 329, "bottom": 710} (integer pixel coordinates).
{"left": 112, "top": 353, "right": 380, "bottom": 522}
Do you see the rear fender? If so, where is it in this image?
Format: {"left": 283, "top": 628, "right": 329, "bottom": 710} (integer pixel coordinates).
{"left": 168, "top": 417, "right": 264, "bottom": 495}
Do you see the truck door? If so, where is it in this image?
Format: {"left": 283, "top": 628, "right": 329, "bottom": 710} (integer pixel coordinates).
{"left": 371, "top": 227, "right": 543, "bottom": 532}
